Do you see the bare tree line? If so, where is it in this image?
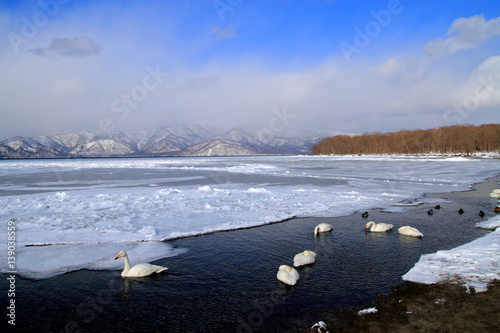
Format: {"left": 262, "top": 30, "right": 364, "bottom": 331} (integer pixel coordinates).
{"left": 312, "top": 124, "right": 500, "bottom": 155}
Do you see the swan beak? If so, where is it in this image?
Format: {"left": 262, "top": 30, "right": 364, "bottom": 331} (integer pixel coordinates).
{"left": 114, "top": 254, "right": 122, "bottom": 260}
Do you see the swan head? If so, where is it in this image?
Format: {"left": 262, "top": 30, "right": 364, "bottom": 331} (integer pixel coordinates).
{"left": 365, "top": 221, "right": 375, "bottom": 230}
{"left": 302, "top": 250, "right": 316, "bottom": 257}
{"left": 114, "top": 250, "right": 127, "bottom": 260}
{"left": 279, "top": 265, "right": 293, "bottom": 272}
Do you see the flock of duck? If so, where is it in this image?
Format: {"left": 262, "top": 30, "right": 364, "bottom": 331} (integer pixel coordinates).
{"left": 113, "top": 188, "right": 500, "bottom": 280}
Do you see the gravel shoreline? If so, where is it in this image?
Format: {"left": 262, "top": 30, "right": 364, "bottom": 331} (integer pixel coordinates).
{"left": 304, "top": 280, "right": 500, "bottom": 333}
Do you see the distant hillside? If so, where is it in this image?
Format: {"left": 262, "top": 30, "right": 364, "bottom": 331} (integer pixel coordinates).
{"left": 312, "top": 124, "right": 500, "bottom": 155}
{"left": 0, "top": 123, "right": 337, "bottom": 159}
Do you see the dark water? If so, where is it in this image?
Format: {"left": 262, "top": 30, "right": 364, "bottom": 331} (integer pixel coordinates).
{"left": 2, "top": 177, "right": 498, "bottom": 333}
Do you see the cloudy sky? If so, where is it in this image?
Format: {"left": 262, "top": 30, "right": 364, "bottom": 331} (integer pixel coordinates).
{"left": 1, "top": 0, "right": 499, "bottom": 140}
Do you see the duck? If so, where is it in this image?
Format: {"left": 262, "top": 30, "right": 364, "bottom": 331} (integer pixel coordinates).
{"left": 398, "top": 226, "right": 423, "bottom": 238}
{"left": 114, "top": 250, "right": 168, "bottom": 277}
{"left": 434, "top": 205, "right": 441, "bottom": 210}
{"left": 293, "top": 250, "right": 317, "bottom": 267}
{"left": 314, "top": 223, "right": 333, "bottom": 236}
{"left": 365, "top": 221, "right": 394, "bottom": 232}
{"left": 478, "top": 210, "right": 485, "bottom": 217}
{"left": 277, "top": 265, "right": 300, "bottom": 286}
{"left": 361, "top": 211, "right": 369, "bottom": 218}
{"left": 427, "top": 209, "right": 434, "bottom": 215}
{"left": 458, "top": 208, "right": 464, "bottom": 214}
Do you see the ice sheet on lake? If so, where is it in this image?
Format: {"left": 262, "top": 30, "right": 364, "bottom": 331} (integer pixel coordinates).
{"left": 3, "top": 241, "right": 187, "bottom": 280}
{"left": 1, "top": 155, "right": 498, "bottom": 279}
{"left": 475, "top": 215, "right": 500, "bottom": 230}
{"left": 402, "top": 219, "right": 500, "bottom": 293}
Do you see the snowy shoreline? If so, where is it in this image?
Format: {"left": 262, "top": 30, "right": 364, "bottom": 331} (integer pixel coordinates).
{"left": 402, "top": 182, "right": 500, "bottom": 293}
{"left": 402, "top": 221, "right": 500, "bottom": 293}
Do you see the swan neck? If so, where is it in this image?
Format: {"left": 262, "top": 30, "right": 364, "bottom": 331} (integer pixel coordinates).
{"left": 122, "top": 255, "right": 131, "bottom": 275}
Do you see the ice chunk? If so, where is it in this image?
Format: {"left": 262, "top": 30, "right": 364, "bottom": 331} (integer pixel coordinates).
{"left": 476, "top": 215, "right": 500, "bottom": 230}
{"left": 0, "top": 241, "right": 186, "bottom": 280}
{"left": 403, "top": 226, "right": 500, "bottom": 292}
{"left": 358, "top": 307, "right": 378, "bottom": 316}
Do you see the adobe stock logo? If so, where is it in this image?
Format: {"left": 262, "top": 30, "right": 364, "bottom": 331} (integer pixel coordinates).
{"left": 99, "top": 65, "right": 169, "bottom": 132}
{"left": 257, "top": 107, "right": 296, "bottom": 144}
{"left": 443, "top": 72, "right": 499, "bottom": 124}
{"left": 212, "top": 0, "right": 243, "bottom": 21}
{"left": 340, "top": 0, "right": 403, "bottom": 63}
{"left": 7, "top": 0, "right": 70, "bottom": 54}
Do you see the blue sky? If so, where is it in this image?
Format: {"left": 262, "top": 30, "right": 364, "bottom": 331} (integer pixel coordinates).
{"left": 1, "top": 0, "right": 499, "bottom": 139}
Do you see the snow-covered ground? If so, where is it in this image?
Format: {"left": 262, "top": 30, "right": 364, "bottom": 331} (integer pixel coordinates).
{"left": 402, "top": 216, "right": 500, "bottom": 292}
{"left": 0, "top": 155, "right": 498, "bottom": 280}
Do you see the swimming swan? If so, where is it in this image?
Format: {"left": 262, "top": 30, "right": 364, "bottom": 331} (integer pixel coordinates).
{"left": 365, "top": 221, "right": 394, "bottom": 232}
{"left": 398, "top": 226, "right": 423, "bottom": 238}
{"left": 277, "top": 265, "right": 300, "bottom": 286}
{"left": 293, "top": 250, "right": 317, "bottom": 267}
{"left": 314, "top": 223, "right": 333, "bottom": 236}
{"left": 489, "top": 189, "right": 500, "bottom": 198}
{"left": 114, "top": 250, "right": 168, "bottom": 277}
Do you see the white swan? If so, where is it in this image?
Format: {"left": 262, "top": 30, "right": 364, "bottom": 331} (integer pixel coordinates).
{"left": 314, "top": 223, "right": 333, "bottom": 236}
{"left": 293, "top": 250, "right": 317, "bottom": 267}
{"left": 490, "top": 189, "right": 500, "bottom": 198}
{"left": 365, "top": 221, "right": 394, "bottom": 232}
{"left": 114, "top": 250, "right": 168, "bottom": 277}
{"left": 398, "top": 226, "right": 423, "bottom": 238}
{"left": 277, "top": 265, "right": 300, "bottom": 286}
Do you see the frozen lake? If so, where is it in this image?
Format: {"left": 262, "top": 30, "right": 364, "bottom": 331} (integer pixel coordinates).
{"left": 1, "top": 155, "right": 499, "bottom": 332}
{"left": 0, "top": 156, "right": 499, "bottom": 279}
{"left": 0, "top": 155, "right": 499, "bottom": 280}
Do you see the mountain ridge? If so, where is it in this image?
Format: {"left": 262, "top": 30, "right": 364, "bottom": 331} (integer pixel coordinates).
{"left": 0, "top": 123, "right": 338, "bottom": 159}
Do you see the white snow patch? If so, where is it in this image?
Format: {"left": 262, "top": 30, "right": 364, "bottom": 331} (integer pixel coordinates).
{"left": 358, "top": 307, "right": 378, "bottom": 316}
{"left": 403, "top": 223, "right": 500, "bottom": 293}
{"left": 476, "top": 215, "right": 500, "bottom": 230}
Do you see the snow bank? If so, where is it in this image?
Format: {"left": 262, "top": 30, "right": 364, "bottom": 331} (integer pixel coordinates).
{"left": 402, "top": 222, "right": 500, "bottom": 293}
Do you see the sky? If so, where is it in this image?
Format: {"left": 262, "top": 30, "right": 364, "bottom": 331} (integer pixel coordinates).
{"left": 1, "top": 0, "right": 499, "bottom": 140}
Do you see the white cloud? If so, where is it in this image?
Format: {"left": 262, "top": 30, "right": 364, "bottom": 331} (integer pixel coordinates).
{"left": 455, "top": 56, "right": 500, "bottom": 108}
{"left": 425, "top": 14, "right": 500, "bottom": 55}
{"left": 51, "top": 77, "right": 86, "bottom": 98}
{"left": 376, "top": 56, "right": 406, "bottom": 77}
{"left": 210, "top": 25, "right": 237, "bottom": 40}
{"left": 30, "top": 36, "right": 102, "bottom": 59}
{"left": 1, "top": 6, "right": 498, "bottom": 140}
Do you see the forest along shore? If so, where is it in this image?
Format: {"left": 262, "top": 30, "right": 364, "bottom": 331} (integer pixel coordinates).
{"left": 311, "top": 124, "right": 499, "bottom": 155}
{"left": 294, "top": 176, "right": 500, "bottom": 333}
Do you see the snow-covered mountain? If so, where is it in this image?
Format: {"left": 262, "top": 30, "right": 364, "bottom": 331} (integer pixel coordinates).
{"left": 0, "top": 123, "right": 336, "bottom": 159}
